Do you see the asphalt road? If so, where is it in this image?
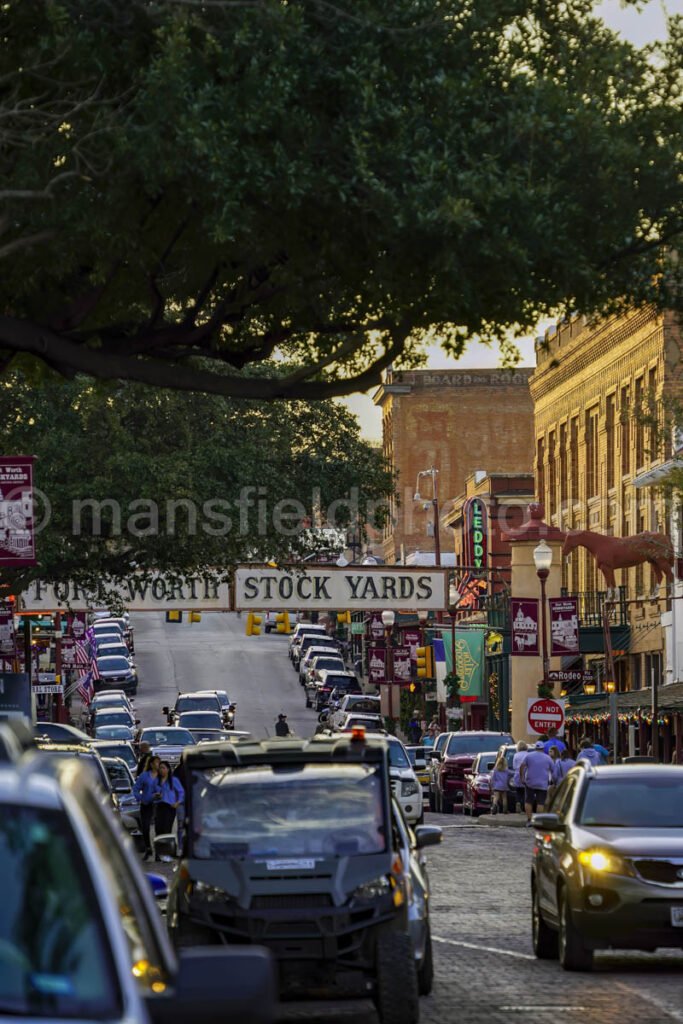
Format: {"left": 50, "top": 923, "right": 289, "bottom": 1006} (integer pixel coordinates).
{"left": 132, "top": 613, "right": 683, "bottom": 1024}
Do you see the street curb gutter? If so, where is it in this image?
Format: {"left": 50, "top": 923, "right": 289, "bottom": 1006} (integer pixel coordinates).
{"left": 477, "top": 814, "right": 529, "bottom": 828}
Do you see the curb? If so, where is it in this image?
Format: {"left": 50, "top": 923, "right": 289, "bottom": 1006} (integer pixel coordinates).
{"left": 477, "top": 814, "right": 530, "bottom": 828}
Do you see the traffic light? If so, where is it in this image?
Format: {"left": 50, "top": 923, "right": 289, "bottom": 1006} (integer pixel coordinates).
{"left": 275, "top": 611, "right": 291, "bottom": 634}
{"left": 416, "top": 645, "right": 434, "bottom": 679}
{"left": 189, "top": 611, "right": 202, "bottom": 623}
{"left": 165, "top": 610, "right": 183, "bottom": 623}
{"left": 336, "top": 610, "right": 351, "bottom": 625}
{"left": 246, "top": 612, "right": 262, "bottom": 636}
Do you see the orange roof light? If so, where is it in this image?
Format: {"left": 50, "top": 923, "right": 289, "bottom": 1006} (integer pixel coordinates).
{"left": 351, "top": 726, "right": 366, "bottom": 742}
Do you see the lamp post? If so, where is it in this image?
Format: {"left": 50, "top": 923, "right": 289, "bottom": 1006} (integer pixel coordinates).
{"left": 447, "top": 582, "right": 458, "bottom": 729}
{"left": 414, "top": 467, "right": 441, "bottom": 567}
{"left": 381, "top": 609, "right": 396, "bottom": 720}
{"left": 533, "top": 540, "right": 553, "bottom": 690}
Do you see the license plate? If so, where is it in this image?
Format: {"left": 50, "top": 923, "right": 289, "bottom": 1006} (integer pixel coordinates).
{"left": 671, "top": 907, "right": 683, "bottom": 927}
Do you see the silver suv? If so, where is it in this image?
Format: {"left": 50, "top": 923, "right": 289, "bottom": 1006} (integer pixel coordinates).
{"left": 0, "top": 742, "right": 275, "bottom": 1024}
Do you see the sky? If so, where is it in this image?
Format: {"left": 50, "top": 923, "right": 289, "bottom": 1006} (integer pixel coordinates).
{"left": 341, "top": 0, "right": 683, "bottom": 441}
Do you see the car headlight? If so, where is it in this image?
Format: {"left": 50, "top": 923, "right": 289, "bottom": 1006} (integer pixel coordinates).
{"left": 192, "top": 881, "right": 231, "bottom": 901}
{"left": 401, "top": 779, "right": 420, "bottom": 797}
{"left": 352, "top": 876, "right": 391, "bottom": 900}
{"left": 578, "top": 848, "right": 634, "bottom": 877}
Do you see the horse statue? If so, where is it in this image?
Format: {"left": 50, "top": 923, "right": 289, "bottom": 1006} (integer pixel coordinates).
{"left": 562, "top": 529, "right": 674, "bottom": 600}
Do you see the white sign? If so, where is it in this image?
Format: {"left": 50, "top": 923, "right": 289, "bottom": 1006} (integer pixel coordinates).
{"left": 33, "top": 683, "right": 63, "bottom": 695}
{"left": 21, "top": 575, "right": 231, "bottom": 612}
{"left": 527, "top": 697, "right": 566, "bottom": 737}
{"left": 235, "top": 565, "right": 446, "bottom": 611}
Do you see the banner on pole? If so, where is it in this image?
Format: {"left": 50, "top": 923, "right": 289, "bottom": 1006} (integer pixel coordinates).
{"left": 0, "top": 606, "right": 16, "bottom": 656}
{"left": 368, "top": 647, "right": 386, "bottom": 684}
{"left": 0, "top": 456, "right": 36, "bottom": 568}
{"left": 454, "top": 629, "right": 485, "bottom": 701}
{"left": 511, "top": 598, "right": 539, "bottom": 656}
{"left": 393, "top": 647, "right": 412, "bottom": 684}
{"left": 549, "top": 597, "right": 579, "bottom": 656}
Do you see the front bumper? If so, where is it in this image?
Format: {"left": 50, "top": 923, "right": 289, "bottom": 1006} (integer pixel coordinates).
{"left": 569, "top": 873, "right": 683, "bottom": 950}
{"left": 441, "top": 776, "right": 466, "bottom": 802}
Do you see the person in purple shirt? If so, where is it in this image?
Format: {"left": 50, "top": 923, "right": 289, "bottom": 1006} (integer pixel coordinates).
{"left": 576, "top": 738, "right": 601, "bottom": 766}
{"left": 553, "top": 747, "right": 577, "bottom": 783}
{"left": 520, "top": 742, "right": 554, "bottom": 825}
{"left": 542, "top": 726, "right": 567, "bottom": 756}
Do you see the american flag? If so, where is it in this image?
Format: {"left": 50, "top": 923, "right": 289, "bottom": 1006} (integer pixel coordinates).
{"left": 77, "top": 669, "right": 94, "bottom": 705}
{"left": 74, "top": 641, "right": 90, "bottom": 667}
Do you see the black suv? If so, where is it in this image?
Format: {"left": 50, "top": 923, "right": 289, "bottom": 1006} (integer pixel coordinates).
{"left": 165, "top": 734, "right": 441, "bottom": 1023}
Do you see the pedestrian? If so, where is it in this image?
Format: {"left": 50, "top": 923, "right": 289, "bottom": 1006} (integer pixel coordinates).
{"left": 553, "top": 747, "right": 577, "bottom": 784}
{"left": 491, "top": 754, "right": 511, "bottom": 814}
{"left": 275, "top": 713, "right": 291, "bottom": 737}
{"left": 576, "top": 737, "right": 601, "bottom": 766}
{"left": 133, "top": 755, "right": 160, "bottom": 860}
{"left": 154, "top": 761, "right": 184, "bottom": 849}
{"left": 135, "top": 741, "right": 153, "bottom": 777}
{"left": 408, "top": 716, "right": 422, "bottom": 745}
{"left": 546, "top": 746, "right": 560, "bottom": 804}
{"left": 520, "top": 741, "right": 554, "bottom": 824}
{"left": 593, "top": 740, "right": 610, "bottom": 764}
{"left": 173, "top": 758, "right": 188, "bottom": 850}
{"left": 542, "top": 726, "right": 567, "bottom": 756}
{"left": 511, "top": 741, "right": 528, "bottom": 813}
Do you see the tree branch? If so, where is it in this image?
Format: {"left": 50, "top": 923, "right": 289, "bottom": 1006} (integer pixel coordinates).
{"left": 0, "top": 230, "right": 54, "bottom": 261}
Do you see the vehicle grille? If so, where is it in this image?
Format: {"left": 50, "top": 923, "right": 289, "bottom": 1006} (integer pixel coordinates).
{"left": 251, "top": 894, "right": 333, "bottom": 909}
{"left": 634, "top": 860, "right": 683, "bottom": 885}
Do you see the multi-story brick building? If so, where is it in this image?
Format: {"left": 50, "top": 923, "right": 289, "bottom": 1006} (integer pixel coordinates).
{"left": 373, "top": 368, "right": 535, "bottom": 564}
{"left": 530, "top": 307, "right": 683, "bottom": 692}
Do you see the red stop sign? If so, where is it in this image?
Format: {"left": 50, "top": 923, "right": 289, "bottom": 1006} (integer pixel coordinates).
{"left": 528, "top": 698, "right": 565, "bottom": 736}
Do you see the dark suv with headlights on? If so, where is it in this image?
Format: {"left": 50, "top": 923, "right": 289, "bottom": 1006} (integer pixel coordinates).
{"left": 164, "top": 734, "right": 442, "bottom": 1024}
{"left": 531, "top": 763, "right": 683, "bottom": 971}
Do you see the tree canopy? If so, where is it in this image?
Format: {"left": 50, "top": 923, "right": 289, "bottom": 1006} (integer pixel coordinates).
{"left": 1, "top": 0, "right": 682, "bottom": 400}
{"left": 0, "top": 373, "right": 391, "bottom": 590}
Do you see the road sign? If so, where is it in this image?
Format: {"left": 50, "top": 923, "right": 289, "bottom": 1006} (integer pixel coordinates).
{"left": 527, "top": 697, "right": 566, "bottom": 737}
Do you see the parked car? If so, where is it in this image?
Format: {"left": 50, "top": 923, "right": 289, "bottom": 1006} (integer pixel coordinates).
{"left": 393, "top": 794, "right": 440, "bottom": 995}
{"left": 194, "top": 689, "right": 236, "bottom": 729}
{"left": 531, "top": 763, "right": 683, "bottom": 971}
{"left": 462, "top": 751, "right": 499, "bottom": 816}
{"left": 293, "top": 634, "right": 338, "bottom": 672}
{"left": 177, "top": 711, "right": 224, "bottom": 735}
{"left": 101, "top": 754, "right": 141, "bottom": 824}
{"left": 96, "top": 641, "right": 135, "bottom": 665}
{"left": 138, "top": 726, "right": 197, "bottom": 767}
{"left": 405, "top": 746, "right": 431, "bottom": 799}
{"left": 336, "top": 713, "right": 386, "bottom": 734}
{"left": 164, "top": 733, "right": 439, "bottom": 1022}
{"left": 313, "top": 669, "right": 362, "bottom": 712}
{"left": 329, "top": 693, "right": 381, "bottom": 729}
{"left": 95, "top": 654, "right": 138, "bottom": 695}
{"left": 92, "top": 738, "right": 138, "bottom": 773}
{"left": 91, "top": 707, "right": 136, "bottom": 730}
{"left": 0, "top": 751, "right": 275, "bottom": 1023}
{"left": 34, "top": 741, "right": 115, "bottom": 803}
{"left": 288, "top": 623, "right": 327, "bottom": 662}
{"left": 164, "top": 692, "right": 222, "bottom": 725}
{"left": 94, "top": 724, "right": 137, "bottom": 742}
{"left": 433, "top": 731, "right": 514, "bottom": 813}
{"left": 90, "top": 691, "right": 135, "bottom": 715}
{"left": 427, "top": 732, "right": 451, "bottom": 811}
{"left": 34, "top": 721, "right": 92, "bottom": 745}
{"left": 303, "top": 652, "right": 345, "bottom": 689}
{"left": 298, "top": 641, "right": 342, "bottom": 683}
{"left": 384, "top": 735, "right": 424, "bottom": 826}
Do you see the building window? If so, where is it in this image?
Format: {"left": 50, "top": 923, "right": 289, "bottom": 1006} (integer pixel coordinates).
{"left": 635, "top": 510, "right": 646, "bottom": 594}
{"left": 632, "top": 654, "right": 642, "bottom": 692}
{"left": 548, "top": 429, "right": 557, "bottom": 516}
{"left": 620, "top": 385, "right": 630, "bottom": 477}
{"left": 635, "top": 376, "right": 645, "bottom": 469}
{"left": 570, "top": 416, "right": 579, "bottom": 505}
{"left": 536, "top": 437, "right": 545, "bottom": 507}
{"left": 559, "top": 422, "right": 568, "bottom": 508}
{"left": 585, "top": 406, "right": 599, "bottom": 499}
{"left": 647, "top": 366, "right": 658, "bottom": 462}
{"left": 606, "top": 393, "right": 616, "bottom": 489}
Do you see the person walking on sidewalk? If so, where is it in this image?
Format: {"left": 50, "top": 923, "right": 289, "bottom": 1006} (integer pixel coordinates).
{"left": 511, "top": 741, "right": 528, "bottom": 813}
{"left": 542, "top": 727, "right": 567, "bottom": 756}
{"left": 133, "top": 755, "right": 160, "bottom": 860}
{"left": 491, "top": 754, "right": 511, "bottom": 814}
{"left": 154, "top": 761, "right": 184, "bottom": 845}
{"left": 553, "top": 747, "right": 576, "bottom": 784}
{"left": 577, "top": 737, "right": 601, "bottom": 766}
{"left": 520, "top": 741, "right": 554, "bottom": 825}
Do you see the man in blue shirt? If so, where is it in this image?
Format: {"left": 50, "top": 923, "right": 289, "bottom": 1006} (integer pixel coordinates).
{"left": 133, "top": 755, "right": 160, "bottom": 860}
{"left": 520, "top": 741, "right": 554, "bottom": 825}
{"left": 576, "top": 738, "right": 602, "bottom": 766}
{"left": 542, "top": 726, "right": 567, "bottom": 756}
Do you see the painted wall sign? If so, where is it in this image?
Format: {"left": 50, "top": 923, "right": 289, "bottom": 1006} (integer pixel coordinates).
{"left": 0, "top": 456, "right": 36, "bottom": 568}
{"left": 235, "top": 566, "right": 446, "bottom": 611}
{"left": 21, "top": 575, "right": 231, "bottom": 612}
{"left": 463, "top": 497, "right": 488, "bottom": 573}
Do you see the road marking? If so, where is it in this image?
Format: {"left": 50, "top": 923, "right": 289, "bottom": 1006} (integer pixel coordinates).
{"left": 499, "top": 1008, "right": 587, "bottom": 1013}
{"left": 433, "top": 935, "right": 536, "bottom": 961}
{"left": 616, "top": 982, "right": 683, "bottom": 1024}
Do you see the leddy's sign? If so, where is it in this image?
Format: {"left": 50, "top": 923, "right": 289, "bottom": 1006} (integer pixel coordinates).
{"left": 21, "top": 574, "right": 231, "bottom": 612}
{"left": 235, "top": 566, "right": 446, "bottom": 611}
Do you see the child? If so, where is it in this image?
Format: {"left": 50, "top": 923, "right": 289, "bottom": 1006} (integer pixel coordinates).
{"left": 491, "top": 754, "right": 511, "bottom": 815}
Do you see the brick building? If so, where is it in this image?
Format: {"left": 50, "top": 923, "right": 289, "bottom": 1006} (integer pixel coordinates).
{"left": 373, "top": 368, "right": 535, "bottom": 565}
{"left": 530, "top": 307, "right": 683, "bottom": 693}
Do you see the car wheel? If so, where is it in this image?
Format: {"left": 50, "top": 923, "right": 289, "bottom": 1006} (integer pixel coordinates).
{"left": 532, "top": 882, "right": 558, "bottom": 960}
{"left": 558, "top": 887, "right": 593, "bottom": 971}
{"left": 374, "top": 932, "right": 419, "bottom": 1024}
{"left": 417, "top": 926, "right": 434, "bottom": 996}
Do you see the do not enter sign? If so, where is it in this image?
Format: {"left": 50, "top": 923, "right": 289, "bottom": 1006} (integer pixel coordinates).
{"left": 527, "top": 697, "right": 566, "bottom": 737}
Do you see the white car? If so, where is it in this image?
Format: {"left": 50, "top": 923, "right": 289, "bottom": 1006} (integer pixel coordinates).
{"left": 288, "top": 623, "right": 326, "bottom": 661}
{"left": 298, "top": 642, "right": 341, "bottom": 683}
{"left": 386, "top": 736, "right": 424, "bottom": 826}
{"left": 335, "top": 712, "right": 385, "bottom": 733}
{"left": 329, "top": 693, "right": 380, "bottom": 730}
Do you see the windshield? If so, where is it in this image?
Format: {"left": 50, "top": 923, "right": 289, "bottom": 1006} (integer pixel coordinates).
{"left": 175, "top": 696, "right": 220, "bottom": 714}
{"left": 93, "top": 712, "right": 132, "bottom": 727}
{"left": 0, "top": 805, "right": 121, "bottom": 1019}
{"left": 96, "top": 657, "right": 131, "bottom": 672}
{"left": 578, "top": 776, "right": 683, "bottom": 828}
{"left": 191, "top": 763, "right": 386, "bottom": 858}
{"left": 179, "top": 713, "right": 222, "bottom": 729}
{"left": 95, "top": 726, "right": 133, "bottom": 740}
{"left": 446, "top": 734, "right": 513, "bottom": 757}
{"left": 388, "top": 741, "right": 410, "bottom": 769}
{"left": 406, "top": 748, "right": 426, "bottom": 766}
{"left": 141, "top": 728, "right": 195, "bottom": 746}
{"left": 95, "top": 744, "right": 136, "bottom": 770}
{"left": 96, "top": 644, "right": 128, "bottom": 657}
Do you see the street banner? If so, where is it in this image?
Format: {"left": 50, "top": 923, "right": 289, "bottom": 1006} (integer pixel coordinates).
{"left": 235, "top": 565, "right": 447, "bottom": 611}
{"left": 0, "top": 456, "right": 36, "bottom": 568}
{"left": 453, "top": 628, "right": 485, "bottom": 702}
{"left": 369, "top": 614, "right": 384, "bottom": 640}
{"left": 403, "top": 629, "right": 422, "bottom": 661}
{"left": 21, "top": 573, "right": 232, "bottom": 612}
{"left": 393, "top": 646, "right": 412, "bottom": 684}
{"left": 511, "top": 598, "right": 539, "bottom": 656}
{"left": 368, "top": 647, "right": 386, "bottom": 684}
{"left": 527, "top": 697, "right": 566, "bottom": 737}
{"left": 549, "top": 597, "right": 579, "bottom": 656}
{"left": 433, "top": 636, "right": 447, "bottom": 703}
{"left": 0, "top": 607, "right": 15, "bottom": 656}
{"left": 66, "top": 611, "right": 87, "bottom": 639}
{"left": 61, "top": 637, "right": 77, "bottom": 666}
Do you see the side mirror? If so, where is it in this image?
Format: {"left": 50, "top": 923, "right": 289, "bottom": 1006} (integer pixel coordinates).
{"left": 145, "top": 947, "right": 276, "bottom": 1024}
{"left": 531, "top": 813, "right": 565, "bottom": 832}
{"left": 154, "top": 833, "right": 178, "bottom": 860}
{"left": 432, "top": 750, "right": 443, "bottom": 762}
{"left": 414, "top": 825, "right": 443, "bottom": 850}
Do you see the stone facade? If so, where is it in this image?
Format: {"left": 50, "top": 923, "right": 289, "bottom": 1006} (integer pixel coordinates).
{"left": 530, "top": 307, "right": 683, "bottom": 692}
{"left": 373, "top": 368, "right": 535, "bottom": 564}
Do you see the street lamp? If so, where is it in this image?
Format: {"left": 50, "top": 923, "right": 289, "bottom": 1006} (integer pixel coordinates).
{"left": 533, "top": 541, "right": 553, "bottom": 689}
{"left": 604, "top": 679, "right": 616, "bottom": 694}
{"left": 413, "top": 467, "right": 441, "bottom": 567}
{"left": 583, "top": 678, "right": 597, "bottom": 696}
{"left": 381, "top": 610, "right": 396, "bottom": 719}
